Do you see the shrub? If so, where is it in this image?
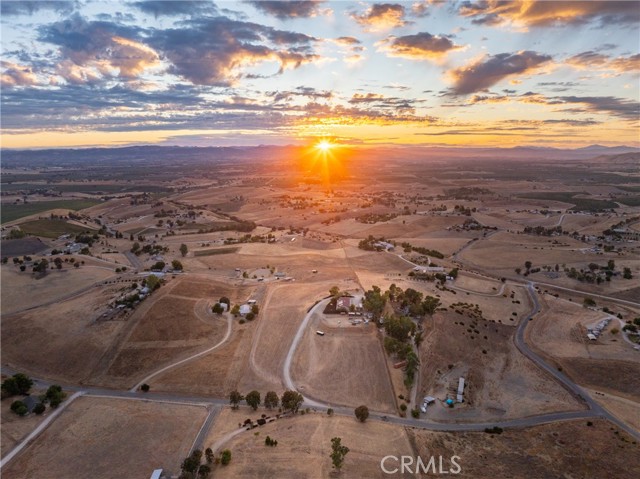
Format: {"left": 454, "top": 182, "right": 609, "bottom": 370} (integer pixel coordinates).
{"left": 10, "top": 400, "right": 28, "bottom": 416}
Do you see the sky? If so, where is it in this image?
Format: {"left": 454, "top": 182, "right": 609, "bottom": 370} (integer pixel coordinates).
{"left": 1, "top": 0, "right": 639, "bottom": 149}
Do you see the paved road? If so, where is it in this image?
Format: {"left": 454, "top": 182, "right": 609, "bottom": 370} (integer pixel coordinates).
{"left": 124, "top": 250, "right": 143, "bottom": 270}
{"left": 513, "top": 282, "right": 640, "bottom": 441}
{"left": 3, "top": 257, "right": 639, "bottom": 468}
{"left": 278, "top": 273, "right": 640, "bottom": 440}
{"left": 190, "top": 406, "right": 220, "bottom": 454}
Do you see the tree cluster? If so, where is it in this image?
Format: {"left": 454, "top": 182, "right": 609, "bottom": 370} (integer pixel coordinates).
{"left": 228, "top": 389, "right": 283, "bottom": 411}
{"left": 1, "top": 373, "right": 33, "bottom": 398}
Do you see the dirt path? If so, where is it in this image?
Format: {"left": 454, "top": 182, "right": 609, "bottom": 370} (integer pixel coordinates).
{"left": 130, "top": 312, "right": 233, "bottom": 392}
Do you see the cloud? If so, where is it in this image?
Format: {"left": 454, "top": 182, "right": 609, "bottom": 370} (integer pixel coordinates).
{"left": 298, "top": 102, "right": 437, "bottom": 126}
{"left": 555, "top": 96, "right": 640, "bottom": 120}
{"left": 348, "top": 93, "right": 419, "bottom": 114}
{"left": 519, "top": 93, "right": 639, "bottom": 120}
{"left": 0, "top": 61, "right": 39, "bottom": 88}
{"left": 468, "top": 94, "right": 510, "bottom": 104}
{"left": 0, "top": 1, "right": 75, "bottom": 16}
{"left": 458, "top": 1, "right": 640, "bottom": 28}
{"left": 345, "top": 54, "right": 365, "bottom": 64}
{"left": 147, "top": 17, "right": 319, "bottom": 85}
{"left": 567, "top": 51, "right": 640, "bottom": 72}
{"left": 334, "top": 36, "right": 361, "bottom": 46}
{"left": 247, "top": 1, "right": 326, "bottom": 19}
{"left": 449, "top": 51, "right": 552, "bottom": 95}
{"left": 411, "top": 1, "right": 444, "bottom": 18}
{"left": 39, "top": 14, "right": 159, "bottom": 84}
{"left": 38, "top": 13, "right": 319, "bottom": 87}
{"left": 352, "top": 3, "right": 408, "bottom": 31}
{"left": 378, "top": 32, "right": 463, "bottom": 60}
{"left": 267, "top": 86, "right": 333, "bottom": 103}
{"left": 130, "top": 1, "right": 217, "bottom": 17}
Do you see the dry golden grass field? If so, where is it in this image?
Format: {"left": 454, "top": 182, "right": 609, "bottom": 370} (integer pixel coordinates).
{"left": 292, "top": 318, "right": 396, "bottom": 413}
{"left": 1, "top": 397, "right": 208, "bottom": 479}
{"left": 409, "top": 419, "right": 640, "bottom": 479}
{"left": 416, "top": 312, "right": 580, "bottom": 421}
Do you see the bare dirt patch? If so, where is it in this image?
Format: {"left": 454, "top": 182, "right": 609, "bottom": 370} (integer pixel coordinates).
{"left": 1, "top": 396, "right": 207, "bottom": 479}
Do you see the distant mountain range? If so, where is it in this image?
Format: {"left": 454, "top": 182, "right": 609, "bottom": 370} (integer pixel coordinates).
{"left": 1, "top": 144, "right": 638, "bottom": 167}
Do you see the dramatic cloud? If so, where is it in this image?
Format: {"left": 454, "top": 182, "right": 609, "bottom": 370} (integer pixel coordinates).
{"left": 247, "top": 1, "right": 326, "bottom": 19}
{"left": 0, "top": 61, "right": 39, "bottom": 89}
{"left": 520, "top": 93, "right": 639, "bottom": 120}
{"left": 449, "top": 51, "right": 552, "bottom": 95}
{"left": 39, "top": 15, "right": 160, "bottom": 84}
{"left": 130, "top": 1, "right": 216, "bottom": 17}
{"left": 352, "top": 3, "right": 408, "bottom": 31}
{"left": 378, "top": 32, "right": 463, "bottom": 60}
{"left": 459, "top": 1, "right": 640, "bottom": 28}
{"left": 0, "top": 1, "right": 75, "bottom": 16}
{"left": 37, "top": 13, "right": 320, "bottom": 87}
{"left": 147, "top": 17, "right": 319, "bottom": 85}
{"left": 567, "top": 52, "right": 640, "bottom": 72}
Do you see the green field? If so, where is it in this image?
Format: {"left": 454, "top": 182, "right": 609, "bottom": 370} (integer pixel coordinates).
{"left": 193, "top": 247, "right": 239, "bottom": 256}
{"left": 518, "top": 192, "right": 618, "bottom": 211}
{"left": 1, "top": 199, "right": 101, "bottom": 224}
{"left": 18, "top": 219, "right": 94, "bottom": 238}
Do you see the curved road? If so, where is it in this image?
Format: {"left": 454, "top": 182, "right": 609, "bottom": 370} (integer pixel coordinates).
{"left": 130, "top": 311, "right": 233, "bottom": 392}
{"left": 280, "top": 281, "right": 640, "bottom": 441}
{"left": 514, "top": 282, "right": 639, "bottom": 440}
{"left": 282, "top": 298, "right": 329, "bottom": 408}
{"left": 3, "top": 276, "right": 639, "bottom": 469}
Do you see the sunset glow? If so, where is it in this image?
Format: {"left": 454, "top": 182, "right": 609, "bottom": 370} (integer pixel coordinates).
{"left": 316, "top": 140, "right": 334, "bottom": 152}
{"left": 0, "top": 1, "right": 638, "bottom": 149}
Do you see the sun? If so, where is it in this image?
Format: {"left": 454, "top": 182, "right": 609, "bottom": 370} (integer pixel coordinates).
{"left": 316, "top": 140, "right": 334, "bottom": 152}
